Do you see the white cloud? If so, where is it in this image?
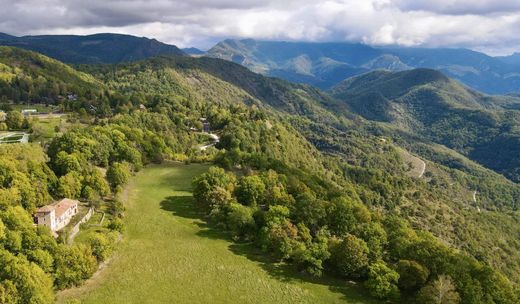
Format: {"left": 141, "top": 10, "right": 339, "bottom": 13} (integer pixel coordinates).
{"left": 0, "top": 0, "right": 519, "bottom": 54}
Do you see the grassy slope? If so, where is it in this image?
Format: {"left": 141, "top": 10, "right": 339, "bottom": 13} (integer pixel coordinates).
{"left": 57, "top": 163, "right": 378, "bottom": 304}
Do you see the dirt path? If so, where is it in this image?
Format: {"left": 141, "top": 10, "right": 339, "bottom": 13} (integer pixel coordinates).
{"left": 32, "top": 113, "right": 68, "bottom": 119}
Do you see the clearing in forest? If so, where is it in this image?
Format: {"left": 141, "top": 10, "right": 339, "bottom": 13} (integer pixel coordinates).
{"left": 57, "top": 163, "right": 377, "bottom": 304}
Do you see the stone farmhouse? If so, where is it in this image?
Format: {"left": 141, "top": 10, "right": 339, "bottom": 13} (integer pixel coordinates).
{"left": 34, "top": 198, "right": 79, "bottom": 232}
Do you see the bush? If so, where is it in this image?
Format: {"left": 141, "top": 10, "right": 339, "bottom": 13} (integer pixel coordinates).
{"left": 416, "top": 275, "right": 460, "bottom": 304}
{"left": 86, "top": 233, "right": 115, "bottom": 262}
{"left": 235, "top": 175, "right": 265, "bottom": 206}
{"left": 106, "top": 162, "right": 131, "bottom": 189}
{"left": 54, "top": 244, "right": 97, "bottom": 289}
{"left": 108, "top": 199, "right": 125, "bottom": 217}
{"left": 108, "top": 217, "right": 124, "bottom": 232}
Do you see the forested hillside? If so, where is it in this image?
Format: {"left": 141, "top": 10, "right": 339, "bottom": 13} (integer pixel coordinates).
{"left": 81, "top": 54, "right": 520, "bottom": 299}
{"left": 330, "top": 69, "right": 520, "bottom": 182}
{"left": 0, "top": 33, "right": 185, "bottom": 64}
{"left": 0, "top": 46, "right": 519, "bottom": 303}
{"left": 0, "top": 46, "right": 103, "bottom": 104}
{"left": 83, "top": 54, "right": 520, "bottom": 285}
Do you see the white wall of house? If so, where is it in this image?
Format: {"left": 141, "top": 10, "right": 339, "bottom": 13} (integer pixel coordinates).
{"left": 36, "top": 210, "right": 56, "bottom": 231}
{"left": 35, "top": 202, "right": 78, "bottom": 232}
{"left": 55, "top": 205, "right": 77, "bottom": 231}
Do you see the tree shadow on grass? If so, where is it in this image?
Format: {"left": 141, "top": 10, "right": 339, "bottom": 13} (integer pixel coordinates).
{"left": 160, "top": 195, "right": 378, "bottom": 303}
{"left": 160, "top": 196, "right": 224, "bottom": 241}
{"left": 228, "top": 243, "right": 375, "bottom": 302}
{"left": 160, "top": 196, "right": 200, "bottom": 220}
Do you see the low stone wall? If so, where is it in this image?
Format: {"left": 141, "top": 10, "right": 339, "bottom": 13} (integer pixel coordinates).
{"left": 68, "top": 207, "right": 94, "bottom": 243}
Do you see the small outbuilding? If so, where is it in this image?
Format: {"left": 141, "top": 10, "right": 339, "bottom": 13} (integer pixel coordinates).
{"left": 21, "top": 109, "right": 37, "bottom": 116}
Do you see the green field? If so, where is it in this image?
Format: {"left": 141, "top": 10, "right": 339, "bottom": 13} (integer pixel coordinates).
{"left": 57, "top": 163, "right": 377, "bottom": 304}
{"left": 31, "top": 117, "right": 68, "bottom": 142}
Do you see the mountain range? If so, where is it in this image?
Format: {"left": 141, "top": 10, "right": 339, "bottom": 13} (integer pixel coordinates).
{"left": 0, "top": 32, "right": 185, "bottom": 64}
{"left": 2, "top": 32, "right": 520, "bottom": 94}
{"left": 206, "top": 39, "right": 520, "bottom": 94}
{"left": 1, "top": 32, "right": 519, "bottom": 182}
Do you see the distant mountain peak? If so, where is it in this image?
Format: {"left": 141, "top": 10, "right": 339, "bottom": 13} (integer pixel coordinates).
{"left": 362, "top": 54, "right": 411, "bottom": 71}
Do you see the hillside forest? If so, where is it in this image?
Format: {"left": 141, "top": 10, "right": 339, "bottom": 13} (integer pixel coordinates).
{"left": 0, "top": 46, "right": 519, "bottom": 304}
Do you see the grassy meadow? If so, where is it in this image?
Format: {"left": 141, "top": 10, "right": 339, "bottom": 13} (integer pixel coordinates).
{"left": 31, "top": 116, "right": 68, "bottom": 142}
{"left": 57, "top": 163, "right": 378, "bottom": 304}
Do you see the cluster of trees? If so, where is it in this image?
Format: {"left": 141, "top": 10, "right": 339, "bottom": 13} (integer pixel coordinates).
{"left": 193, "top": 166, "right": 519, "bottom": 303}
{"left": 47, "top": 125, "right": 140, "bottom": 201}
{"left": 0, "top": 111, "right": 30, "bottom": 131}
{"left": 0, "top": 145, "right": 121, "bottom": 303}
{"left": 0, "top": 108, "right": 177, "bottom": 304}
{"left": 0, "top": 145, "right": 55, "bottom": 210}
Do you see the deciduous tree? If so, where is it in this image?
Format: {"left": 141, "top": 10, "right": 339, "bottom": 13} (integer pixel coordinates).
{"left": 417, "top": 275, "right": 460, "bottom": 304}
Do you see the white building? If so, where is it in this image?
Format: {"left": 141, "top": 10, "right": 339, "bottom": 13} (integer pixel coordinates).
{"left": 21, "top": 109, "right": 37, "bottom": 116}
{"left": 34, "top": 198, "right": 79, "bottom": 232}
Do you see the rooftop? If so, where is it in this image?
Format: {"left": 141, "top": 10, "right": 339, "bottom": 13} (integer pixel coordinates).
{"left": 36, "top": 198, "right": 79, "bottom": 217}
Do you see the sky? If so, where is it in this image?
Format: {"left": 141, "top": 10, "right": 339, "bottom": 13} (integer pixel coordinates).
{"left": 0, "top": 0, "right": 520, "bottom": 55}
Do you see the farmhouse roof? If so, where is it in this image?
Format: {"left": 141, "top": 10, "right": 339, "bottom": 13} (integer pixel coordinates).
{"left": 36, "top": 198, "right": 79, "bottom": 217}
{"left": 54, "top": 198, "right": 78, "bottom": 217}
{"left": 36, "top": 205, "right": 54, "bottom": 213}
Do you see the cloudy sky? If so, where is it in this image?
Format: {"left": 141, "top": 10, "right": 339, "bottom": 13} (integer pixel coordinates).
{"left": 1, "top": 0, "right": 520, "bottom": 55}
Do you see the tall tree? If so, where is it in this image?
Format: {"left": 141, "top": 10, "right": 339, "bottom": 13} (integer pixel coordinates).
{"left": 328, "top": 234, "right": 369, "bottom": 278}
{"left": 417, "top": 275, "right": 460, "bottom": 304}
{"left": 5, "top": 111, "right": 24, "bottom": 130}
